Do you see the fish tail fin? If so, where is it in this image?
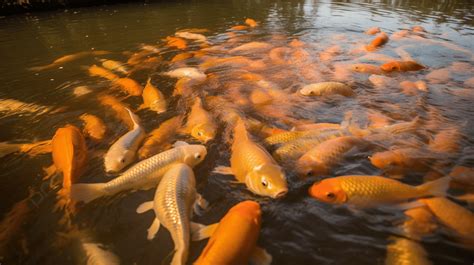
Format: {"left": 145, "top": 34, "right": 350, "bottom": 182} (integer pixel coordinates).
{"left": 124, "top": 107, "right": 141, "bottom": 130}
{"left": 70, "top": 183, "right": 108, "bottom": 203}
{"left": 416, "top": 176, "right": 451, "bottom": 197}
{"left": 233, "top": 117, "right": 249, "bottom": 142}
{"left": 0, "top": 142, "right": 22, "bottom": 158}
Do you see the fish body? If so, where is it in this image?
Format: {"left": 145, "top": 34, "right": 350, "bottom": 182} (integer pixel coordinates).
{"left": 365, "top": 27, "right": 381, "bottom": 35}
{"left": 138, "top": 115, "right": 183, "bottom": 159}
{"left": 52, "top": 125, "right": 88, "bottom": 192}
{"left": 82, "top": 242, "right": 120, "bottom": 265}
{"left": 88, "top": 65, "right": 119, "bottom": 81}
{"left": 175, "top": 32, "right": 207, "bottom": 42}
{"left": 166, "top": 36, "right": 188, "bottom": 50}
{"left": 164, "top": 67, "right": 206, "bottom": 81}
{"left": 29, "top": 50, "right": 110, "bottom": 71}
{"left": 274, "top": 130, "right": 348, "bottom": 161}
{"left": 100, "top": 59, "right": 129, "bottom": 75}
{"left": 80, "top": 114, "right": 107, "bottom": 142}
{"left": 351, "top": 64, "right": 383, "bottom": 74}
{"left": 97, "top": 95, "right": 133, "bottom": 129}
{"left": 230, "top": 25, "right": 248, "bottom": 31}
{"left": 369, "top": 148, "right": 435, "bottom": 173}
{"left": 183, "top": 98, "right": 217, "bottom": 143}
{"left": 420, "top": 197, "right": 474, "bottom": 240}
{"left": 366, "top": 32, "right": 389, "bottom": 51}
{"left": 138, "top": 163, "right": 197, "bottom": 265}
{"left": 428, "top": 128, "right": 461, "bottom": 154}
{"left": 72, "top": 141, "right": 206, "bottom": 203}
{"left": 402, "top": 205, "right": 437, "bottom": 240}
{"left": 227, "top": 119, "right": 288, "bottom": 198}
{"left": 104, "top": 108, "right": 146, "bottom": 173}
{"left": 0, "top": 98, "right": 52, "bottom": 116}
{"left": 194, "top": 201, "right": 271, "bottom": 265}
{"left": 385, "top": 237, "right": 432, "bottom": 265}
{"left": 140, "top": 78, "right": 167, "bottom": 113}
{"left": 245, "top": 18, "right": 258, "bottom": 27}
{"left": 112, "top": 77, "right": 143, "bottom": 96}
{"left": 230, "top": 42, "right": 272, "bottom": 53}
{"left": 308, "top": 175, "right": 450, "bottom": 207}
{"left": 296, "top": 136, "right": 363, "bottom": 178}
{"left": 300, "top": 82, "right": 354, "bottom": 97}
{"left": 0, "top": 140, "right": 52, "bottom": 158}
{"left": 381, "top": 61, "right": 425, "bottom": 72}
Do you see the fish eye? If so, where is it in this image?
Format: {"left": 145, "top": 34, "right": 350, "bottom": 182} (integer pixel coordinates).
{"left": 326, "top": 192, "right": 336, "bottom": 200}
{"left": 261, "top": 178, "right": 268, "bottom": 187}
{"left": 194, "top": 153, "right": 201, "bottom": 159}
{"left": 306, "top": 170, "right": 313, "bottom": 176}
{"left": 391, "top": 66, "right": 396, "bottom": 70}
{"left": 197, "top": 131, "right": 203, "bottom": 136}
{"left": 120, "top": 158, "right": 125, "bottom": 163}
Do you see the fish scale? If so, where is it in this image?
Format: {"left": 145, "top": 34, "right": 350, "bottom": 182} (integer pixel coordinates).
{"left": 340, "top": 176, "right": 421, "bottom": 206}
{"left": 104, "top": 147, "right": 185, "bottom": 194}
{"left": 155, "top": 164, "right": 196, "bottom": 265}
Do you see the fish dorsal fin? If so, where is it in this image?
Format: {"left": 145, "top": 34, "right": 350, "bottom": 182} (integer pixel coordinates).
{"left": 173, "top": 140, "right": 189, "bottom": 147}
{"left": 249, "top": 246, "right": 272, "bottom": 265}
{"left": 124, "top": 107, "right": 141, "bottom": 130}
{"left": 191, "top": 222, "right": 219, "bottom": 241}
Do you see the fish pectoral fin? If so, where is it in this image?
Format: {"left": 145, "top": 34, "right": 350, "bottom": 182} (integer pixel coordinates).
{"left": 249, "top": 246, "right": 272, "bottom": 265}
{"left": 147, "top": 218, "right": 161, "bottom": 240}
{"left": 191, "top": 222, "right": 218, "bottom": 241}
{"left": 212, "top": 166, "right": 234, "bottom": 175}
{"left": 42, "top": 164, "right": 57, "bottom": 180}
{"left": 193, "top": 193, "right": 209, "bottom": 216}
{"left": 136, "top": 201, "right": 154, "bottom": 214}
{"left": 173, "top": 140, "right": 189, "bottom": 147}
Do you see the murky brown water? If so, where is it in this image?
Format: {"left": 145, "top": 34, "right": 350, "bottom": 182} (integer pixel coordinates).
{"left": 1, "top": 0, "right": 474, "bottom": 264}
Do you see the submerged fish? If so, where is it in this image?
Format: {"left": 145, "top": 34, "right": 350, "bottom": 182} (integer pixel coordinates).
{"left": 0, "top": 98, "right": 52, "bottom": 116}
{"left": 420, "top": 197, "right": 474, "bottom": 244}
{"left": 136, "top": 163, "right": 206, "bottom": 265}
{"left": 166, "top": 36, "right": 188, "bottom": 50}
{"left": 71, "top": 141, "right": 206, "bottom": 203}
{"left": 182, "top": 98, "right": 217, "bottom": 143}
{"left": 230, "top": 42, "right": 272, "bottom": 53}
{"left": 79, "top": 114, "right": 107, "bottom": 142}
{"left": 308, "top": 175, "right": 450, "bottom": 208}
{"left": 164, "top": 67, "right": 206, "bottom": 81}
{"left": 369, "top": 148, "right": 437, "bottom": 173}
{"left": 193, "top": 201, "right": 272, "bottom": 265}
{"left": 29, "top": 50, "right": 111, "bottom": 71}
{"left": 351, "top": 63, "right": 383, "bottom": 75}
{"left": 215, "top": 119, "right": 288, "bottom": 198}
{"left": 97, "top": 95, "right": 133, "bottom": 129}
{"left": 100, "top": 59, "right": 129, "bottom": 75}
{"left": 0, "top": 199, "right": 31, "bottom": 257}
{"left": 139, "top": 78, "right": 167, "bottom": 113}
{"left": 366, "top": 32, "right": 389, "bottom": 51}
{"left": 380, "top": 61, "right": 425, "bottom": 72}
{"left": 402, "top": 206, "right": 438, "bottom": 240}
{"left": 82, "top": 241, "right": 120, "bottom": 265}
{"left": 245, "top": 18, "right": 259, "bottom": 27}
{"left": 385, "top": 236, "right": 432, "bottom": 265}
{"left": 138, "top": 115, "right": 184, "bottom": 160}
{"left": 104, "top": 108, "right": 146, "bottom": 173}
{"left": 296, "top": 136, "right": 364, "bottom": 178}
{"left": 365, "top": 27, "right": 381, "bottom": 35}
{"left": 88, "top": 64, "right": 119, "bottom": 81}
{"left": 112, "top": 77, "right": 143, "bottom": 96}
{"left": 0, "top": 140, "right": 51, "bottom": 158}
{"left": 175, "top": 31, "right": 207, "bottom": 42}
{"left": 300, "top": 82, "right": 354, "bottom": 97}
{"left": 51, "top": 125, "right": 88, "bottom": 210}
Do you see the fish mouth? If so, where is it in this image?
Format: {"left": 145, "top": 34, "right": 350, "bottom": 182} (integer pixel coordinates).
{"left": 274, "top": 189, "right": 288, "bottom": 198}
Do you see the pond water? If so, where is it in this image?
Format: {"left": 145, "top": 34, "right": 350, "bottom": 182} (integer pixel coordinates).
{"left": 0, "top": 0, "right": 473, "bottom": 264}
